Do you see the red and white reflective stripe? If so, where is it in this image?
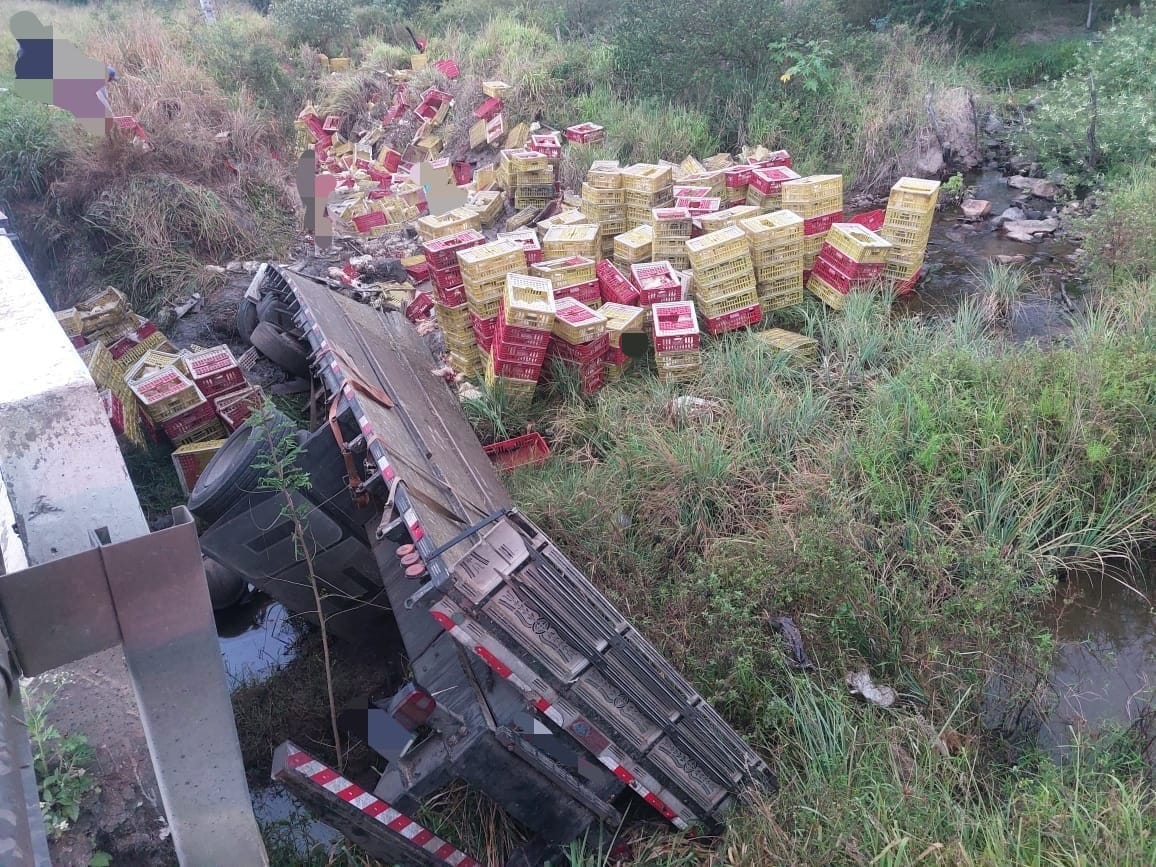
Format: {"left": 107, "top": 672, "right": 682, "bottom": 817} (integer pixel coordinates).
{"left": 430, "top": 600, "right": 695, "bottom": 829}
{"left": 402, "top": 506, "right": 425, "bottom": 542}
{"left": 284, "top": 745, "right": 480, "bottom": 866}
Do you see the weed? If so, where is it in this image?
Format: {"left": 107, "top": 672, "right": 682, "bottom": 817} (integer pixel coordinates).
{"left": 25, "top": 690, "right": 99, "bottom": 841}
{"left": 1082, "top": 162, "right": 1156, "bottom": 282}
{"left": 0, "top": 92, "right": 74, "bottom": 200}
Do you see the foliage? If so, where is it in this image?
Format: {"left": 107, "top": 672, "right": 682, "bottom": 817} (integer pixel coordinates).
{"left": 940, "top": 170, "right": 965, "bottom": 203}
{"left": 26, "top": 691, "right": 99, "bottom": 841}
{"left": 1024, "top": 3, "right": 1156, "bottom": 181}
{"left": 270, "top": 0, "right": 356, "bottom": 56}
{"left": 968, "top": 36, "right": 1084, "bottom": 88}
{"left": 197, "top": 14, "right": 304, "bottom": 117}
{"left": 0, "top": 92, "right": 74, "bottom": 200}
{"left": 1083, "top": 163, "right": 1156, "bottom": 281}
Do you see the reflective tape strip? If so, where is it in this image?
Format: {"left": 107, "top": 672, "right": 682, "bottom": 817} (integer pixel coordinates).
{"left": 429, "top": 599, "right": 696, "bottom": 829}
{"left": 283, "top": 744, "right": 480, "bottom": 866}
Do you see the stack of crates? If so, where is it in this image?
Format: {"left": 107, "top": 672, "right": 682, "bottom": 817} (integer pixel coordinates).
{"left": 542, "top": 224, "right": 602, "bottom": 261}
{"left": 650, "top": 301, "right": 702, "bottom": 383}
{"left": 500, "top": 148, "right": 555, "bottom": 211}
{"left": 486, "top": 274, "right": 556, "bottom": 404}
{"left": 686, "top": 226, "right": 761, "bottom": 335}
{"left": 532, "top": 256, "right": 600, "bottom": 308}
{"left": 701, "top": 205, "right": 761, "bottom": 233}
{"left": 746, "top": 166, "right": 801, "bottom": 211}
{"left": 458, "top": 240, "right": 527, "bottom": 360}
{"left": 753, "top": 328, "right": 819, "bottom": 367}
{"left": 621, "top": 164, "right": 674, "bottom": 230}
{"left": 548, "top": 299, "right": 608, "bottom": 394}
{"left": 739, "top": 210, "right": 805, "bottom": 314}
{"left": 497, "top": 228, "right": 543, "bottom": 266}
{"left": 416, "top": 207, "right": 481, "bottom": 242}
{"left": 807, "top": 223, "right": 893, "bottom": 310}
{"left": 680, "top": 171, "right": 726, "bottom": 200}
{"left": 614, "top": 224, "right": 653, "bottom": 270}
{"left": 650, "top": 207, "right": 693, "bottom": 270}
{"left": 781, "top": 175, "right": 844, "bottom": 270}
{"left": 580, "top": 160, "right": 626, "bottom": 258}
{"left": 599, "top": 302, "right": 645, "bottom": 381}
{"left": 426, "top": 230, "right": 487, "bottom": 374}
{"left": 880, "top": 177, "right": 939, "bottom": 294}
{"left": 723, "top": 166, "right": 752, "bottom": 207}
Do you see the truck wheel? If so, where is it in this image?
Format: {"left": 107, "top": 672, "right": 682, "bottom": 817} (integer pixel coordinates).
{"left": 188, "top": 408, "right": 297, "bottom": 525}
{"left": 257, "top": 293, "right": 296, "bottom": 331}
{"left": 250, "top": 321, "right": 311, "bottom": 378}
{"left": 235, "top": 299, "right": 259, "bottom": 345}
{"left": 203, "top": 556, "right": 247, "bottom": 610}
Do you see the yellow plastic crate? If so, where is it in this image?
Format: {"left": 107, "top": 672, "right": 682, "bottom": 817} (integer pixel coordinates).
{"left": 701, "top": 205, "right": 761, "bottom": 233}
{"left": 55, "top": 307, "right": 83, "bottom": 336}
{"left": 504, "top": 274, "right": 556, "bottom": 330}
{"left": 751, "top": 243, "right": 804, "bottom": 270}
{"left": 654, "top": 348, "right": 702, "bottom": 370}
{"left": 693, "top": 286, "right": 760, "bottom": 319}
{"left": 531, "top": 256, "right": 597, "bottom": 289}
{"left": 651, "top": 207, "right": 694, "bottom": 238}
{"left": 880, "top": 223, "right": 932, "bottom": 255}
{"left": 586, "top": 160, "right": 622, "bottom": 189}
{"left": 803, "top": 234, "right": 826, "bottom": 267}
{"left": 465, "top": 191, "right": 505, "bottom": 228}
{"left": 758, "top": 282, "right": 804, "bottom": 312}
{"left": 500, "top": 148, "right": 549, "bottom": 175}
{"left": 693, "top": 253, "right": 756, "bottom": 292}
{"left": 621, "top": 164, "right": 674, "bottom": 194}
{"left": 825, "top": 224, "right": 893, "bottom": 265}
{"left": 753, "top": 328, "right": 818, "bottom": 363}
{"left": 883, "top": 206, "right": 936, "bottom": 235}
{"left": 740, "top": 210, "right": 805, "bottom": 248}
{"left": 782, "top": 175, "right": 844, "bottom": 219}
{"left": 581, "top": 183, "right": 625, "bottom": 206}
{"left": 542, "top": 224, "right": 602, "bottom": 259}
{"left": 599, "top": 302, "right": 646, "bottom": 347}
{"left": 888, "top": 177, "right": 941, "bottom": 214}
{"left": 755, "top": 256, "right": 804, "bottom": 285}
{"left": 552, "top": 298, "right": 607, "bottom": 345}
{"left": 536, "top": 209, "right": 587, "bottom": 234}
{"left": 807, "top": 273, "right": 849, "bottom": 311}
{"left": 686, "top": 226, "right": 749, "bottom": 268}
{"left": 417, "top": 208, "right": 481, "bottom": 241}
{"left": 458, "top": 240, "right": 525, "bottom": 281}
{"left": 614, "top": 225, "right": 653, "bottom": 262}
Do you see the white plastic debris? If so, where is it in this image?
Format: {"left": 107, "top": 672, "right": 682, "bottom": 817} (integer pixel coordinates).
{"left": 846, "top": 670, "right": 897, "bottom": 708}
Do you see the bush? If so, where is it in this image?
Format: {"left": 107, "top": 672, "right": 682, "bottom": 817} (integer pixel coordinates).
{"left": 1023, "top": 3, "right": 1156, "bottom": 181}
{"left": 197, "top": 15, "right": 304, "bottom": 117}
{"left": 969, "top": 37, "right": 1084, "bottom": 88}
{"left": 1083, "top": 163, "right": 1156, "bottom": 281}
{"left": 270, "top": 0, "right": 355, "bottom": 55}
{"left": 0, "top": 92, "right": 73, "bottom": 200}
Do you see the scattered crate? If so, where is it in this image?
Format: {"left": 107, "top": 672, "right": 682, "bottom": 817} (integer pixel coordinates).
{"left": 213, "top": 385, "right": 265, "bottom": 432}
{"left": 554, "top": 279, "right": 602, "bottom": 308}
{"left": 504, "top": 274, "right": 556, "bottom": 330}
{"left": 621, "top": 164, "right": 674, "bottom": 194}
{"left": 651, "top": 301, "right": 701, "bottom": 353}
{"left": 700, "top": 302, "right": 762, "bottom": 336}
{"left": 532, "top": 256, "right": 597, "bottom": 290}
{"left": 417, "top": 208, "right": 481, "bottom": 241}
{"left": 55, "top": 307, "right": 83, "bottom": 337}
{"left": 552, "top": 298, "right": 607, "bottom": 345}
{"left": 753, "top": 328, "right": 818, "bottom": 365}
{"left": 78, "top": 340, "right": 119, "bottom": 390}
{"left": 700, "top": 205, "right": 761, "bottom": 233}
{"left": 806, "top": 272, "right": 850, "bottom": 310}
{"left": 423, "top": 229, "right": 487, "bottom": 269}
{"left": 483, "top": 80, "right": 512, "bottom": 98}
{"left": 586, "top": 161, "right": 622, "bottom": 189}
{"left": 484, "top": 433, "right": 550, "bottom": 470}
{"left": 596, "top": 260, "right": 640, "bottom": 306}
{"left": 498, "top": 228, "right": 544, "bottom": 265}
{"left": 171, "top": 438, "right": 227, "bottom": 496}
{"left": 184, "top": 345, "right": 245, "bottom": 398}
{"left": 161, "top": 400, "right": 216, "bottom": 442}
{"left": 630, "top": 262, "right": 683, "bottom": 305}
{"left": 548, "top": 332, "right": 610, "bottom": 365}
{"left": 599, "top": 302, "right": 646, "bottom": 348}
{"left": 565, "top": 123, "right": 605, "bottom": 144}
{"left": 465, "top": 191, "right": 505, "bottom": 227}
{"left": 458, "top": 240, "right": 526, "bottom": 283}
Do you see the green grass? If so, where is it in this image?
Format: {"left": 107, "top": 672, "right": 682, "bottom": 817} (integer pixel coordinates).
{"left": 968, "top": 36, "right": 1086, "bottom": 89}
{"left": 0, "top": 92, "right": 75, "bottom": 201}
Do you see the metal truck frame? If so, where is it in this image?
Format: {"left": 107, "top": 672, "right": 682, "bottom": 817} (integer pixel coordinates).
{"left": 194, "top": 266, "right": 776, "bottom": 865}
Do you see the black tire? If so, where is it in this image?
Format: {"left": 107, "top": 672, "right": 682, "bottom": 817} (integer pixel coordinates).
{"left": 188, "top": 408, "right": 297, "bottom": 525}
{"left": 250, "top": 321, "right": 311, "bottom": 378}
{"left": 235, "top": 299, "right": 259, "bottom": 345}
{"left": 257, "top": 294, "right": 296, "bottom": 331}
{"left": 203, "top": 556, "right": 247, "bottom": 610}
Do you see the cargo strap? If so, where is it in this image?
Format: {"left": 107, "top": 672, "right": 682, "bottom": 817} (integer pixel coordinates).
{"left": 329, "top": 344, "right": 394, "bottom": 411}
{"left": 328, "top": 395, "right": 371, "bottom": 509}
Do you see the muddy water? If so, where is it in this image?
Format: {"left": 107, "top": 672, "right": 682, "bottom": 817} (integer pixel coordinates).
{"left": 215, "top": 594, "right": 298, "bottom": 685}
{"left": 1039, "top": 562, "right": 1156, "bottom": 755}
{"left": 895, "top": 169, "right": 1080, "bottom": 342}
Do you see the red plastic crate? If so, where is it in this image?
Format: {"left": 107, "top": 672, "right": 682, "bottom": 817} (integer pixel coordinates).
{"left": 804, "top": 212, "right": 845, "bottom": 236}
{"left": 422, "top": 230, "right": 487, "bottom": 268}
{"left": 547, "top": 333, "right": 609, "bottom": 364}
{"left": 607, "top": 346, "right": 630, "bottom": 365}
{"left": 748, "top": 166, "right": 801, "bottom": 195}
{"left": 492, "top": 355, "right": 544, "bottom": 381}
{"left": 850, "top": 209, "right": 886, "bottom": 231}
{"left": 406, "top": 292, "right": 434, "bottom": 322}
{"left": 352, "top": 211, "right": 388, "bottom": 233}
{"left": 186, "top": 346, "right": 245, "bottom": 398}
{"left": 702, "top": 303, "right": 761, "bottom": 336}
{"left": 494, "top": 335, "right": 549, "bottom": 365}
{"left": 631, "top": 262, "right": 680, "bottom": 292}
{"left": 405, "top": 261, "right": 430, "bottom": 283}
{"left": 471, "top": 313, "right": 498, "bottom": 343}
{"left": 433, "top": 58, "right": 460, "bottom": 79}
{"left": 564, "top": 123, "right": 605, "bottom": 144}
{"left": 213, "top": 386, "right": 263, "bottom": 432}
{"left": 161, "top": 401, "right": 216, "bottom": 441}
{"left": 812, "top": 253, "right": 884, "bottom": 292}
{"left": 555, "top": 280, "right": 601, "bottom": 306}
{"left": 816, "top": 245, "right": 888, "bottom": 279}
{"left": 71, "top": 334, "right": 87, "bottom": 348}
{"left": 895, "top": 268, "right": 924, "bottom": 296}
{"left": 724, "top": 166, "right": 753, "bottom": 188}
{"left": 434, "top": 283, "right": 467, "bottom": 307}
{"left": 596, "top": 260, "right": 640, "bottom": 306}
{"left": 652, "top": 301, "right": 702, "bottom": 353}
{"left": 431, "top": 263, "right": 463, "bottom": 290}
{"left": 495, "top": 315, "right": 552, "bottom": 350}
{"left": 675, "top": 196, "right": 721, "bottom": 216}
{"left": 483, "top": 433, "right": 550, "bottom": 470}
{"left": 474, "top": 97, "right": 503, "bottom": 121}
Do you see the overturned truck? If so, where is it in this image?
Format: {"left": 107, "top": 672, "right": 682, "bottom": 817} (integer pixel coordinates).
{"left": 192, "top": 266, "right": 775, "bottom": 865}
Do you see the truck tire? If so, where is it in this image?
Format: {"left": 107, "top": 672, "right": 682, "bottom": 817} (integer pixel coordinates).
{"left": 188, "top": 408, "right": 297, "bottom": 525}
{"left": 235, "top": 299, "right": 259, "bottom": 345}
{"left": 257, "top": 293, "right": 297, "bottom": 331}
{"left": 203, "top": 556, "right": 248, "bottom": 610}
{"left": 250, "top": 321, "right": 311, "bottom": 378}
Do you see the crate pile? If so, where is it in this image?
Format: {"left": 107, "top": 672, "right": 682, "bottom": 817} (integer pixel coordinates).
{"left": 880, "top": 177, "right": 939, "bottom": 294}
{"left": 651, "top": 301, "right": 702, "bottom": 383}
{"left": 701, "top": 204, "right": 761, "bottom": 234}
{"left": 580, "top": 161, "right": 626, "bottom": 258}
{"left": 499, "top": 148, "right": 555, "bottom": 211}
{"left": 458, "top": 240, "right": 528, "bottom": 366}
{"left": 613, "top": 224, "right": 653, "bottom": 270}
{"left": 532, "top": 255, "right": 600, "bottom": 308}
{"left": 650, "top": 207, "right": 693, "bottom": 270}
{"left": 807, "top": 223, "right": 892, "bottom": 310}
{"left": 546, "top": 299, "right": 608, "bottom": 394}
{"left": 426, "top": 230, "right": 487, "bottom": 373}
{"left": 599, "top": 302, "right": 645, "bottom": 381}
{"left": 622, "top": 164, "right": 675, "bottom": 231}
{"left": 745, "top": 166, "right": 801, "bottom": 211}
{"left": 782, "top": 175, "right": 844, "bottom": 270}
{"left": 485, "top": 274, "right": 557, "bottom": 403}
{"left": 686, "top": 226, "right": 761, "bottom": 335}
{"left": 740, "top": 211, "right": 805, "bottom": 314}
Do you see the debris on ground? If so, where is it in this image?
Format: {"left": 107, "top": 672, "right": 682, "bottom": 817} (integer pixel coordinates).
{"left": 766, "top": 615, "right": 814, "bottom": 670}
{"left": 846, "top": 670, "right": 898, "bottom": 708}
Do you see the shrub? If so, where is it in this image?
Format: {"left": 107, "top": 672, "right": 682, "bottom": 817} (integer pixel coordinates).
{"left": 1023, "top": 3, "right": 1156, "bottom": 181}
{"left": 197, "top": 15, "right": 303, "bottom": 117}
{"left": 0, "top": 92, "right": 73, "bottom": 200}
{"left": 1083, "top": 163, "right": 1156, "bottom": 281}
{"left": 969, "top": 37, "right": 1085, "bottom": 88}
{"left": 269, "top": 0, "right": 355, "bottom": 56}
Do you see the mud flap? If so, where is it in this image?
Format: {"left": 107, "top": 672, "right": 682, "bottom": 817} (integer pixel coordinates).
{"left": 271, "top": 741, "right": 482, "bottom": 866}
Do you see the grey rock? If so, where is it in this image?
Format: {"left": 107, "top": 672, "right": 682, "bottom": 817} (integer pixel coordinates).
{"left": 961, "top": 199, "right": 992, "bottom": 219}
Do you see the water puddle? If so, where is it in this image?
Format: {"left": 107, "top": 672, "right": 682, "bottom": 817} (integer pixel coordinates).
{"left": 1039, "top": 561, "right": 1156, "bottom": 755}
{"left": 895, "top": 169, "right": 1079, "bottom": 342}
{"left": 215, "top": 593, "right": 299, "bottom": 685}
